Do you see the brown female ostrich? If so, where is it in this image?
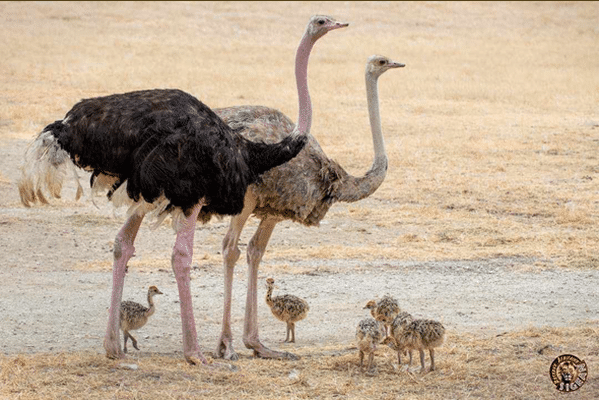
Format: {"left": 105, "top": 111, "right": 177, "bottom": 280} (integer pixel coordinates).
{"left": 120, "top": 285, "right": 163, "bottom": 353}
{"left": 16, "top": 49, "right": 314, "bottom": 364}
{"left": 206, "top": 15, "right": 348, "bottom": 361}
{"left": 265, "top": 278, "right": 309, "bottom": 343}
{"left": 214, "top": 53, "right": 404, "bottom": 361}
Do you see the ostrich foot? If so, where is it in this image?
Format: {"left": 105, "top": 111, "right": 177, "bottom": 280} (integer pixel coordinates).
{"left": 247, "top": 341, "right": 299, "bottom": 360}
{"left": 216, "top": 336, "right": 240, "bottom": 361}
{"left": 184, "top": 349, "right": 209, "bottom": 366}
{"left": 186, "top": 352, "right": 239, "bottom": 372}
{"left": 104, "top": 338, "right": 126, "bottom": 360}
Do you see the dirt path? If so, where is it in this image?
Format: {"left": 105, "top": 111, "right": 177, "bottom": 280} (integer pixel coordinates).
{"left": 0, "top": 255, "right": 597, "bottom": 356}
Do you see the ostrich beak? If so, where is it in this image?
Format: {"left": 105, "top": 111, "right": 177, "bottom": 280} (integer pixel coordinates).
{"left": 332, "top": 21, "right": 349, "bottom": 30}
{"left": 390, "top": 61, "right": 406, "bottom": 68}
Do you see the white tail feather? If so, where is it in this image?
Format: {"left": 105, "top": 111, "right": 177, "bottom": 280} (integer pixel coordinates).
{"left": 19, "top": 129, "right": 202, "bottom": 233}
{"left": 18, "top": 130, "right": 81, "bottom": 207}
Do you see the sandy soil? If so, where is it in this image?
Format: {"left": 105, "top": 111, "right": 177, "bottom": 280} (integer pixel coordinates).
{"left": 0, "top": 138, "right": 597, "bottom": 358}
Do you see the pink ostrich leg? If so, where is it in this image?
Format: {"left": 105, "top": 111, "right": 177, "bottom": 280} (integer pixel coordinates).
{"left": 171, "top": 203, "right": 207, "bottom": 365}
{"left": 104, "top": 212, "right": 145, "bottom": 359}
{"left": 218, "top": 194, "right": 257, "bottom": 360}
{"left": 104, "top": 203, "right": 207, "bottom": 365}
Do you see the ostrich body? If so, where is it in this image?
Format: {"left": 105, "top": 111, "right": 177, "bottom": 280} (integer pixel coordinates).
{"left": 215, "top": 53, "right": 404, "bottom": 360}
{"left": 120, "top": 285, "right": 163, "bottom": 353}
{"left": 355, "top": 318, "right": 386, "bottom": 374}
{"left": 364, "top": 295, "right": 401, "bottom": 335}
{"left": 17, "top": 72, "right": 310, "bottom": 365}
{"left": 384, "top": 311, "right": 413, "bottom": 365}
{"left": 211, "top": 15, "right": 349, "bottom": 361}
{"left": 265, "top": 278, "right": 309, "bottom": 343}
{"left": 383, "top": 319, "right": 445, "bottom": 373}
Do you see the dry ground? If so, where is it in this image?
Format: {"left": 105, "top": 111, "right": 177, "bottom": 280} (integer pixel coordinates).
{"left": 0, "top": 1, "right": 598, "bottom": 399}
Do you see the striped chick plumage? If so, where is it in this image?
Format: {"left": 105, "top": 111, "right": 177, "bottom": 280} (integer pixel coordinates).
{"left": 119, "top": 285, "right": 163, "bottom": 353}
{"left": 364, "top": 295, "right": 401, "bottom": 335}
{"left": 355, "top": 317, "right": 386, "bottom": 374}
{"left": 265, "top": 278, "right": 309, "bottom": 343}
{"left": 383, "top": 318, "right": 445, "bottom": 372}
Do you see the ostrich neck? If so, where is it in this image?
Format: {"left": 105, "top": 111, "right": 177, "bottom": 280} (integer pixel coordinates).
{"left": 146, "top": 293, "right": 156, "bottom": 317}
{"left": 265, "top": 285, "right": 274, "bottom": 307}
{"left": 336, "top": 72, "right": 388, "bottom": 203}
{"left": 293, "top": 33, "right": 315, "bottom": 136}
{"left": 366, "top": 74, "right": 387, "bottom": 170}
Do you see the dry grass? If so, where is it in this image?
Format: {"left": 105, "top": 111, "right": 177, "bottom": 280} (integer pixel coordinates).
{"left": 1, "top": 323, "right": 597, "bottom": 399}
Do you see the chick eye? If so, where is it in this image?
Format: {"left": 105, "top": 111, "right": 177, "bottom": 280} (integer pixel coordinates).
{"left": 379, "top": 60, "right": 386, "bottom": 66}
{"left": 318, "top": 19, "right": 325, "bottom": 25}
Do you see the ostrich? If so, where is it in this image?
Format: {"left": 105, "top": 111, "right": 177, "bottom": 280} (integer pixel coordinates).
{"left": 384, "top": 311, "right": 413, "bottom": 365}
{"left": 265, "top": 277, "right": 309, "bottom": 343}
{"left": 363, "top": 295, "right": 401, "bottom": 335}
{"left": 355, "top": 317, "right": 386, "bottom": 374}
{"left": 214, "top": 54, "right": 404, "bottom": 361}
{"left": 16, "top": 52, "right": 325, "bottom": 363}
{"left": 120, "top": 285, "right": 163, "bottom": 353}
{"left": 382, "top": 319, "right": 445, "bottom": 373}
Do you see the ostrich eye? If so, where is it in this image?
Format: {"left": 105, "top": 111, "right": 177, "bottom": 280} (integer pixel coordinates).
{"left": 379, "top": 60, "right": 386, "bottom": 66}
{"left": 317, "top": 19, "right": 325, "bottom": 25}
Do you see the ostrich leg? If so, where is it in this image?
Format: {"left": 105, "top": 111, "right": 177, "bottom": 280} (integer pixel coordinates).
{"left": 171, "top": 203, "right": 206, "bottom": 365}
{"left": 216, "top": 193, "right": 257, "bottom": 360}
{"left": 243, "top": 217, "right": 298, "bottom": 360}
{"left": 104, "top": 212, "right": 145, "bottom": 359}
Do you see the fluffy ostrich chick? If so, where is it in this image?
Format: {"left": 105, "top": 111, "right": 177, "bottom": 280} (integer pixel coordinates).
{"left": 382, "top": 319, "right": 445, "bottom": 373}
{"left": 356, "top": 318, "right": 386, "bottom": 374}
{"left": 363, "top": 295, "right": 401, "bottom": 335}
{"left": 119, "top": 285, "right": 163, "bottom": 353}
{"left": 265, "top": 278, "right": 309, "bottom": 343}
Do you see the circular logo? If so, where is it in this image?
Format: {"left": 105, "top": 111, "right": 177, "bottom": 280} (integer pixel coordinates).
{"left": 549, "top": 354, "right": 588, "bottom": 392}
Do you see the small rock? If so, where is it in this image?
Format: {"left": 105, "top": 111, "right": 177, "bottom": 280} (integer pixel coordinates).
{"left": 119, "top": 363, "right": 138, "bottom": 370}
{"left": 288, "top": 369, "right": 299, "bottom": 380}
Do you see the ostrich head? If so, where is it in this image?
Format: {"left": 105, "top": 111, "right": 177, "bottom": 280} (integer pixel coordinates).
{"left": 381, "top": 336, "right": 400, "bottom": 350}
{"left": 363, "top": 300, "right": 377, "bottom": 310}
{"left": 148, "top": 286, "right": 163, "bottom": 297}
{"left": 305, "top": 15, "right": 349, "bottom": 41}
{"left": 265, "top": 277, "right": 276, "bottom": 289}
{"left": 366, "top": 55, "right": 405, "bottom": 78}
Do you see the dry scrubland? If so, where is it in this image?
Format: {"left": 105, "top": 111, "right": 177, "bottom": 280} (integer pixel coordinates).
{"left": 0, "top": 1, "right": 598, "bottom": 399}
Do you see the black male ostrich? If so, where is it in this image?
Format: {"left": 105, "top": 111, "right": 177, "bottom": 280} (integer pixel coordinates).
{"left": 18, "top": 88, "right": 307, "bottom": 365}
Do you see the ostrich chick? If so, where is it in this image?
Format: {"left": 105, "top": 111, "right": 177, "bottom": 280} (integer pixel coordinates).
{"left": 383, "top": 311, "right": 413, "bottom": 365}
{"left": 356, "top": 318, "right": 386, "bottom": 374}
{"left": 382, "top": 319, "right": 445, "bottom": 373}
{"left": 265, "top": 278, "right": 309, "bottom": 343}
{"left": 363, "top": 295, "right": 401, "bottom": 335}
{"left": 119, "top": 285, "right": 163, "bottom": 353}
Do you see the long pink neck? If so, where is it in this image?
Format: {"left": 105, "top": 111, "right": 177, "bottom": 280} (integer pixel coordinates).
{"left": 294, "top": 32, "right": 315, "bottom": 136}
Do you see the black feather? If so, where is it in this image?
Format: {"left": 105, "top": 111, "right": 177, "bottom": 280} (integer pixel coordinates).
{"left": 46, "top": 89, "right": 306, "bottom": 218}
